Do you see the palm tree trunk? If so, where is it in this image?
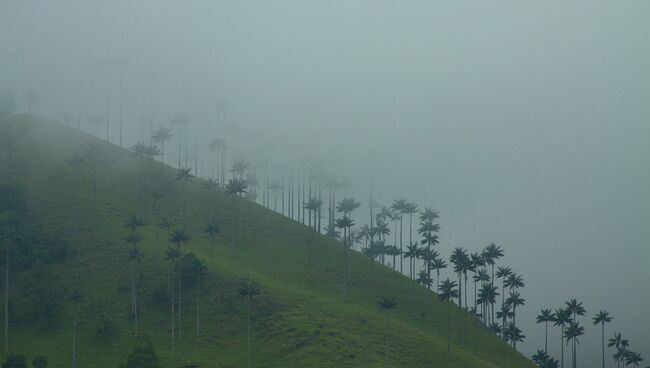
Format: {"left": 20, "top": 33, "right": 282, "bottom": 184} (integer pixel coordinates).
{"left": 4, "top": 244, "right": 8, "bottom": 354}
{"left": 171, "top": 267, "right": 175, "bottom": 353}
{"left": 560, "top": 326, "right": 564, "bottom": 368}
{"left": 196, "top": 271, "right": 200, "bottom": 338}
{"left": 399, "top": 217, "right": 403, "bottom": 275}
{"left": 247, "top": 298, "right": 251, "bottom": 368}
{"left": 545, "top": 321, "right": 548, "bottom": 353}
{"left": 178, "top": 269, "right": 182, "bottom": 340}
{"left": 385, "top": 311, "right": 389, "bottom": 364}
{"left": 601, "top": 323, "right": 604, "bottom": 368}
{"left": 72, "top": 318, "right": 77, "bottom": 368}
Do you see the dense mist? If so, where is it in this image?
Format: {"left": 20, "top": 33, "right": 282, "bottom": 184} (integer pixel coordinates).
{"left": 1, "top": 1, "right": 649, "bottom": 365}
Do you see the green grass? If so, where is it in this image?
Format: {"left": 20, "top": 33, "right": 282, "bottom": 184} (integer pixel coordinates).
{"left": 0, "top": 114, "right": 534, "bottom": 367}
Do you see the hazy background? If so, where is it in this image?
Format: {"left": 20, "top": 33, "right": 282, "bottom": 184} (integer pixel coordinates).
{"left": 2, "top": 0, "right": 649, "bottom": 364}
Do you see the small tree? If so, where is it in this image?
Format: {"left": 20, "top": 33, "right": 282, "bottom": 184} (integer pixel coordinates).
{"left": 123, "top": 339, "right": 160, "bottom": 368}
{"left": 2, "top": 354, "right": 26, "bottom": 368}
{"left": 31, "top": 356, "right": 47, "bottom": 368}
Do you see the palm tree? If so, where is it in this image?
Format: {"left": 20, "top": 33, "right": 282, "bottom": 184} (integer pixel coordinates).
{"left": 505, "top": 291, "right": 525, "bottom": 331}
{"left": 70, "top": 289, "right": 82, "bottom": 368}
{"left": 170, "top": 113, "right": 189, "bottom": 169}
{"left": 230, "top": 159, "right": 250, "bottom": 181}
{"left": 592, "top": 310, "right": 613, "bottom": 368}
{"left": 203, "top": 222, "right": 220, "bottom": 262}
{"left": 449, "top": 247, "right": 469, "bottom": 309}
{"left": 608, "top": 332, "right": 629, "bottom": 368}
{"left": 496, "top": 266, "right": 512, "bottom": 308}
{"left": 225, "top": 178, "right": 248, "bottom": 256}
{"left": 239, "top": 281, "right": 260, "bottom": 368}
{"left": 390, "top": 198, "right": 407, "bottom": 274}
{"left": 430, "top": 256, "right": 447, "bottom": 292}
{"left": 536, "top": 308, "right": 555, "bottom": 353}
{"left": 335, "top": 215, "right": 354, "bottom": 294}
{"left": 438, "top": 278, "right": 459, "bottom": 354}
{"left": 378, "top": 297, "right": 397, "bottom": 364}
{"left": 563, "top": 321, "right": 584, "bottom": 368}
{"left": 127, "top": 246, "right": 144, "bottom": 337}
{"left": 625, "top": 352, "right": 644, "bottom": 367}
{"left": 477, "top": 283, "right": 498, "bottom": 325}
{"left": 554, "top": 308, "right": 572, "bottom": 368}
{"left": 403, "top": 202, "right": 419, "bottom": 268}
{"left": 504, "top": 322, "right": 525, "bottom": 350}
{"left": 124, "top": 215, "right": 147, "bottom": 232}
{"left": 152, "top": 127, "right": 173, "bottom": 165}
{"left": 565, "top": 299, "right": 586, "bottom": 368}
{"left": 194, "top": 258, "right": 206, "bottom": 338}
{"left": 165, "top": 246, "right": 181, "bottom": 353}
{"left": 403, "top": 244, "right": 419, "bottom": 281}
{"left": 304, "top": 197, "right": 323, "bottom": 277}
{"left": 170, "top": 229, "right": 190, "bottom": 339}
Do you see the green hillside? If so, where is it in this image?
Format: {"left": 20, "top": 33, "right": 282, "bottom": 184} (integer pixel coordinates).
{"left": 0, "top": 114, "right": 534, "bottom": 367}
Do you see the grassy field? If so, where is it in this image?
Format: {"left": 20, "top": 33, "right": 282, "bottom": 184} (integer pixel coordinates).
{"left": 0, "top": 114, "right": 534, "bottom": 367}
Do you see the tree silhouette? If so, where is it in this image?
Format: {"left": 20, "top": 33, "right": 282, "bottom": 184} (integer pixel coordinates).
{"left": 450, "top": 247, "right": 469, "bottom": 309}
{"left": 390, "top": 198, "right": 407, "bottom": 274}
{"left": 165, "top": 246, "right": 181, "bottom": 353}
{"left": 554, "top": 308, "right": 572, "bottom": 368}
{"left": 438, "top": 278, "right": 458, "bottom": 354}
{"left": 194, "top": 258, "right": 206, "bottom": 338}
{"left": 225, "top": 178, "right": 248, "bottom": 256}
{"left": 536, "top": 308, "right": 555, "bottom": 353}
{"left": 239, "top": 281, "right": 260, "bottom": 368}
{"left": 169, "top": 229, "right": 190, "bottom": 340}
{"left": 152, "top": 127, "right": 173, "bottom": 165}
{"left": 378, "top": 297, "right": 397, "bottom": 364}
{"left": 592, "top": 310, "right": 612, "bottom": 368}
{"left": 203, "top": 222, "right": 220, "bottom": 262}
{"left": 563, "top": 321, "right": 584, "bottom": 368}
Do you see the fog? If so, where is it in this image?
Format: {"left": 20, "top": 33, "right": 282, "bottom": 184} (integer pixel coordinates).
{"left": 2, "top": 0, "right": 649, "bottom": 364}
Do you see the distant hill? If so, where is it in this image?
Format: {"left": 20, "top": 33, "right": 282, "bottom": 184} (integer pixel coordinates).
{"left": 0, "top": 114, "right": 534, "bottom": 367}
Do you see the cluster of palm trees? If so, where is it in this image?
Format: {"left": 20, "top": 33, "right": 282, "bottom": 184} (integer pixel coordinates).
{"left": 532, "top": 305, "right": 645, "bottom": 368}
{"left": 65, "top": 113, "right": 649, "bottom": 367}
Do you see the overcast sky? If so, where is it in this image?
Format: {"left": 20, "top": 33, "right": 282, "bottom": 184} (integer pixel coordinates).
{"left": 2, "top": 0, "right": 649, "bottom": 364}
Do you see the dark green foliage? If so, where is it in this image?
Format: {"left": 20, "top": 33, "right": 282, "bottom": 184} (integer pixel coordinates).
{"left": 121, "top": 339, "right": 160, "bottom": 368}
{"left": 20, "top": 260, "right": 60, "bottom": 328}
{"left": 2, "top": 354, "right": 26, "bottom": 368}
{"left": 96, "top": 315, "right": 115, "bottom": 339}
{"left": 31, "top": 356, "right": 47, "bottom": 368}
{"left": 177, "top": 252, "right": 202, "bottom": 286}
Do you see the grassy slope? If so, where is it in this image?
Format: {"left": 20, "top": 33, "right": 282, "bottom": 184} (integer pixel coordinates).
{"left": 0, "top": 115, "right": 534, "bottom": 367}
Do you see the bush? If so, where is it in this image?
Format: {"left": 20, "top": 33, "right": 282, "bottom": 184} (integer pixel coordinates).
{"left": 96, "top": 315, "right": 115, "bottom": 339}
{"left": 31, "top": 356, "right": 47, "bottom": 368}
{"left": 122, "top": 339, "right": 160, "bottom": 368}
{"left": 2, "top": 354, "right": 26, "bottom": 368}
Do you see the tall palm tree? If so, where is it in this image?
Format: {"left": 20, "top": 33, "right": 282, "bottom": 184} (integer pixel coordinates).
{"left": 127, "top": 246, "right": 143, "bottom": 337}
{"left": 378, "top": 297, "right": 397, "bottom": 364}
{"left": 239, "top": 281, "right": 260, "bottom": 368}
{"left": 563, "top": 321, "right": 584, "bottom": 368}
{"left": 624, "top": 352, "right": 644, "bottom": 367}
{"left": 203, "top": 222, "right": 220, "bottom": 262}
{"left": 152, "top": 127, "right": 173, "bottom": 165}
{"left": 403, "top": 202, "right": 419, "bottom": 271}
{"left": 608, "top": 332, "right": 629, "bottom": 368}
{"left": 565, "top": 299, "right": 586, "bottom": 368}
{"left": 230, "top": 158, "right": 250, "bottom": 181}
{"left": 225, "top": 178, "right": 248, "bottom": 256}
{"left": 390, "top": 198, "right": 407, "bottom": 274}
{"left": 504, "top": 321, "right": 525, "bottom": 350}
{"left": 170, "top": 229, "right": 190, "bottom": 339}
{"left": 477, "top": 283, "right": 498, "bottom": 325}
{"left": 430, "top": 256, "right": 447, "bottom": 292}
{"left": 194, "top": 258, "right": 206, "bottom": 338}
{"left": 335, "top": 215, "right": 354, "bottom": 294}
{"left": 170, "top": 113, "right": 189, "bottom": 169}
{"left": 536, "top": 308, "right": 555, "bottom": 353}
{"left": 554, "top": 308, "right": 572, "bottom": 368}
{"left": 70, "top": 289, "right": 82, "bottom": 368}
{"left": 438, "top": 278, "right": 459, "bottom": 354}
{"left": 505, "top": 291, "right": 525, "bottom": 331}
{"left": 592, "top": 310, "right": 613, "bottom": 368}
{"left": 403, "top": 244, "right": 420, "bottom": 281}
{"left": 304, "top": 197, "right": 323, "bottom": 277}
{"left": 165, "top": 246, "right": 181, "bottom": 353}
{"left": 449, "top": 247, "right": 469, "bottom": 309}
{"left": 496, "top": 266, "right": 512, "bottom": 308}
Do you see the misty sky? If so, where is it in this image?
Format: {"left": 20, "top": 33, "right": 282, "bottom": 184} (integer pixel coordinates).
{"left": 1, "top": 1, "right": 649, "bottom": 364}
